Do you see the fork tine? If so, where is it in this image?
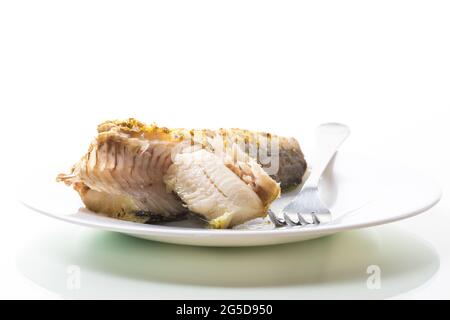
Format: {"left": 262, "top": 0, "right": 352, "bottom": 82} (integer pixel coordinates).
{"left": 269, "top": 210, "right": 325, "bottom": 228}
{"left": 296, "top": 213, "right": 309, "bottom": 225}
{"left": 283, "top": 212, "right": 300, "bottom": 226}
{"left": 311, "top": 212, "right": 321, "bottom": 225}
{"left": 268, "top": 210, "right": 285, "bottom": 227}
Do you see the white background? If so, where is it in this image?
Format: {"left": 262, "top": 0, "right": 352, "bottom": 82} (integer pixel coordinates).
{"left": 0, "top": 0, "right": 449, "bottom": 299}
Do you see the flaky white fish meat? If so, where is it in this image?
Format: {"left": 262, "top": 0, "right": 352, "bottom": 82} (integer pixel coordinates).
{"left": 57, "top": 119, "right": 307, "bottom": 228}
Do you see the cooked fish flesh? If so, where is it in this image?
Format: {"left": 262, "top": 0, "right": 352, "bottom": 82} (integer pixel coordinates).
{"left": 182, "top": 128, "right": 307, "bottom": 190}
{"left": 164, "top": 143, "right": 280, "bottom": 228}
{"left": 57, "top": 119, "right": 307, "bottom": 228}
{"left": 57, "top": 122, "right": 187, "bottom": 222}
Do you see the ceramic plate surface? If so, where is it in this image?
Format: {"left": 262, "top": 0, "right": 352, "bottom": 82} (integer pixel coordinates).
{"left": 20, "top": 151, "right": 441, "bottom": 246}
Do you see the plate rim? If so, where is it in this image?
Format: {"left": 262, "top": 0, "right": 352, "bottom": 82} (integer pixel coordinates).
{"left": 20, "top": 184, "right": 442, "bottom": 239}
{"left": 20, "top": 151, "right": 443, "bottom": 240}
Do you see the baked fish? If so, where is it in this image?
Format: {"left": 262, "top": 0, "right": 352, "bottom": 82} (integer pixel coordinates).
{"left": 57, "top": 119, "right": 307, "bottom": 228}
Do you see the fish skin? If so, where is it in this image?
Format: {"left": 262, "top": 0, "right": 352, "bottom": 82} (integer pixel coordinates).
{"left": 57, "top": 119, "right": 307, "bottom": 228}
{"left": 204, "top": 128, "right": 307, "bottom": 190}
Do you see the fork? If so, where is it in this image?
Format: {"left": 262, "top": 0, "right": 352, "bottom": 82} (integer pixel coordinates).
{"left": 269, "top": 123, "right": 351, "bottom": 227}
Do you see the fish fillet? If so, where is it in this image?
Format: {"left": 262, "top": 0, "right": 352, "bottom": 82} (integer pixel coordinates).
{"left": 184, "top": 128, "right": 307, "bottom": 190}
{"left": 164, "top": 143, "right": 280, "bottom": 228}
{"left": 57, "top": 119, "right": 307, "bottom": 228}
{"left": 57, "top": 123, "right": 186, "bottom": 221}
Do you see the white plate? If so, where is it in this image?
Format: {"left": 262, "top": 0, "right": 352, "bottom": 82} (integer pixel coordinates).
{"left": 20, "top": 152, "right": 442, "bottom": 247}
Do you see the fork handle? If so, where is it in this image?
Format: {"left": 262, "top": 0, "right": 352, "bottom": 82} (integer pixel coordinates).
{"left": 305, "top": 123, "right": 351, "bottom": 187}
